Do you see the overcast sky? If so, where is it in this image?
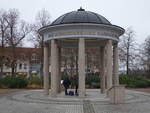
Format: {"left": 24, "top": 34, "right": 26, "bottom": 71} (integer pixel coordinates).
{"left": 0, "top": 0, "right": 150, "bottom": 45}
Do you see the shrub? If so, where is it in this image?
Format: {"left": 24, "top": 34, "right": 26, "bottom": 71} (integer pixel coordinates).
{"left": 61, "top": 74, "right": 69, "bottom": 80}
{"left": 85, "top": 75, "right": 100, "bottom": 88}
{"left": 0, "top": 76, "right": 28, "bottom": 88}
{"left": 61, "top": 74, "right": 101, "bottom": 88}
{"left": 27, "top": 76, "right": 43, "bottom": 86}
{"left": 119, "top": 75, "right": 150, "bottom": 88}
{"left": 91, "top": 82, "right": 100, "bottom": 88}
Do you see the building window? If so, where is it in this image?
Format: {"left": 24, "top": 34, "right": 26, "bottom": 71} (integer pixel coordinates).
{"left": 21, "top": 53, "right": 26, "bottom": 60}
{"left": 31, "top": 53, "right": 37, "bottom": 60}
{"left": 24, "top": 64, "right": 27, "bottom": 70}
{"left": 19, "top": 63, "right": 22, "bottom": 70}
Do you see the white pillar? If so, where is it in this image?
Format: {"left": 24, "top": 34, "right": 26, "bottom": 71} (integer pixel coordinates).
{"left": 51, "top": 39, "right": 59, "bottom": 97}
{"left": 113, "top": 43, "right": 119, "bottom": 85}
{"left": 43, "top": 43, "right": 49, "bottom": 95}
{"left": 58, "top": 47, "right": 61, "bottom": 93}
{"left": 78, "top": 38, "right": 85, "bottom": 97}
{"left": 106, "top": 40, "right": 113, "bottom": 89}
{"left": 100, "top": 47, "right": 106, "bottom": 93}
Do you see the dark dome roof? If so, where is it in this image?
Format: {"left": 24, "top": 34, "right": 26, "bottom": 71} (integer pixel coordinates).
{"left": 51, "top": 8, "right": 111, "bottom": 26}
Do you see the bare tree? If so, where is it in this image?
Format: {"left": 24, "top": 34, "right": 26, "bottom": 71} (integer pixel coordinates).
{"left": 0, "top": 9, "right": 8, "bottom": 76}
{"left": 31, "top": 9, "right": 51, "bottom": 47}
{"left": 5, "top": 9, "right": 31, "bottom": 76}
{"left": 142, "top": 36, "right": 150, "bottom": 77}
{"left": 30, "top": 9, "right": 51, "bottom": 76}
{"left": 0, "top": 10, "right": 8, "bottom": 47}
{"left": 119, "top": 27, "right": 137, "bottom": 75}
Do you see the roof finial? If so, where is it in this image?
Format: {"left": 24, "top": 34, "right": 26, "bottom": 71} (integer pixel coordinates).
{"left": 78, "top": 7, "right": 85, "bottom": 11}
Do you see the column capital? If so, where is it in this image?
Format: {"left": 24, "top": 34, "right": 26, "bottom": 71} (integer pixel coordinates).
{"left": 44, "top": 42, "right": 49, "bottom": 47}
{"left": 51, "top": 39, "right": 61, "bottom": 48}
{"left": 113, "top": 42, "right": 118, "bottom": 47}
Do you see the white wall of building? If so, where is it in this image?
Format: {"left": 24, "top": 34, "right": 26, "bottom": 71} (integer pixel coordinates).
{"left": 3, "top": 60, "right": 30, "bottom": 76}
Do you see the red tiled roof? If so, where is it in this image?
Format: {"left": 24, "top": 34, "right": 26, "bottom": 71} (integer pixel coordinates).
{"left": 0, "top": 46, "right": 42, "bottom": 61}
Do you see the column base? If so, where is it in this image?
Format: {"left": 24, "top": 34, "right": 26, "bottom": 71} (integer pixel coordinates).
{"left": 101, "top": 89, "right": 106, "bottom": 94}
{"left": 44, "top": 89, "right": 49, "bottom": 95}
{"left": 51, "top": 90, "right": 57, "bottom": 97}
{"left": 79, "top": 93, "right": 85, "bottom": 98}
{"left": 108, "top": 85, "right": 125, "bottom": 104}
{"left": 79, "top": 89, "right": 85, "bottom": 98}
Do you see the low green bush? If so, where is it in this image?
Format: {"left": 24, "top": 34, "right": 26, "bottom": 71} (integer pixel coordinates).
{"left": 61, "top": 74, "right": 101, "bottom": 88}
{"left": 91, "top": 82, "right": 100, "bottom": 88}
{"left": 27, "top": 76, "right": 43, "bottom": 86}
{"left": 119, "top": 75, "right": 150, "bottom": 88}
{"left": 85, "top": 75, "right": 100, "bottom": 88}
{"left": 0, "top": 76, "right": 28, "bottom": 88}
{"left": 61, "top": 74, "right": 69, "bottom": 80}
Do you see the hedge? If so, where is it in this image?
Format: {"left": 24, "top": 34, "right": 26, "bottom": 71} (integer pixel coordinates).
{"left": 61, "top": 74, "right": 101, "bottom": 88}
{"left": 119, "top": 75, "right": 150, "bottom": 88}
{"left": 0, "top": 74, "right": 149, "bottom": 89}
{"left": 0, "top": 76, "right": 28, "bottom": 88}
{"left": 27, "top": 76, "right": 43, "bottom": 86}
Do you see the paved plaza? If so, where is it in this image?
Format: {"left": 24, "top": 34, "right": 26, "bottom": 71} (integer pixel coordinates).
{"left": 0, "top": 89, "right": 150, "bottom": 113}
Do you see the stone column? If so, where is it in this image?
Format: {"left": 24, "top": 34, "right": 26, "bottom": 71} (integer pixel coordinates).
{"left": 113, "top": 43, "right": 119, "bottom": 85}
{"left": 109, "top": 43, "right": 125, "bottom": 104}
{"left": 51, "top": 39, "right": 59, "bottom": 97}
{"left": 58, "top": 47, "right": 61, "bottom": 93}
{"left": 106, "top": 40, "right": 113, "bottom": 89}
{"left": 78, "top": 38, "right": 85, "bottom": 97}
{"left": 99, "top": 47, "right": 102, "bottom": 92}
{"left": 100, "top": 47, "right": 106, "bottom": 93}
{"left": 43, "top": 43, "right": 49, "bottom": 95}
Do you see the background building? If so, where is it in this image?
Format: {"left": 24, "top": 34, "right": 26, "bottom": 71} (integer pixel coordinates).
{"left": 0, "top": 47, "right": 41, "bottom": 77}
{"left": 0, "top": 46, "right": 102, "bottom": 77}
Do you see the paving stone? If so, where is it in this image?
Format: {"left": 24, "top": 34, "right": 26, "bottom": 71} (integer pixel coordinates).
{"left": 83, "top": 100, "right": 95, "bottom": 113}
{"left": 0, "top": 89, "right": 150, "bottom": 113}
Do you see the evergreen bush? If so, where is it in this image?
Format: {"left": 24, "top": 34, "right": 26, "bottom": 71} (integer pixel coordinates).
{"left": 86, "top": 74, "right": 100, "bottom": 88}
{"left": 27, "top": 76, "right": 43, "bottom": 86}
{"left": 119, "top": 75, "right": 150, "bottom": 88}
{"left": 0, "top": 76, "right": 28, "bottom": 88}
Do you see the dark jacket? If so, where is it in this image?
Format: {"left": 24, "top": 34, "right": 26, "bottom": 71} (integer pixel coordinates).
{"left": 63, "top": 79, "right": 71, "bottom": 88}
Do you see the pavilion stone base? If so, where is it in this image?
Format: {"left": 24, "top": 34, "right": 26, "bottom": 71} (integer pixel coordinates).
{"left": 108, "top": 85, "right": 125, "bottom": 104}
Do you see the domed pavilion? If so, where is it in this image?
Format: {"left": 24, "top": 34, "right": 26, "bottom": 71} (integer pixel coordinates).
{"left": 38, "top": 8, "right": 125, "bottom": 100}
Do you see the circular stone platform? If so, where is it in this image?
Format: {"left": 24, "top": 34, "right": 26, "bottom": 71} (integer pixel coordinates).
{"left": 0, "top": 89, "right": 150, "bottom": 113}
